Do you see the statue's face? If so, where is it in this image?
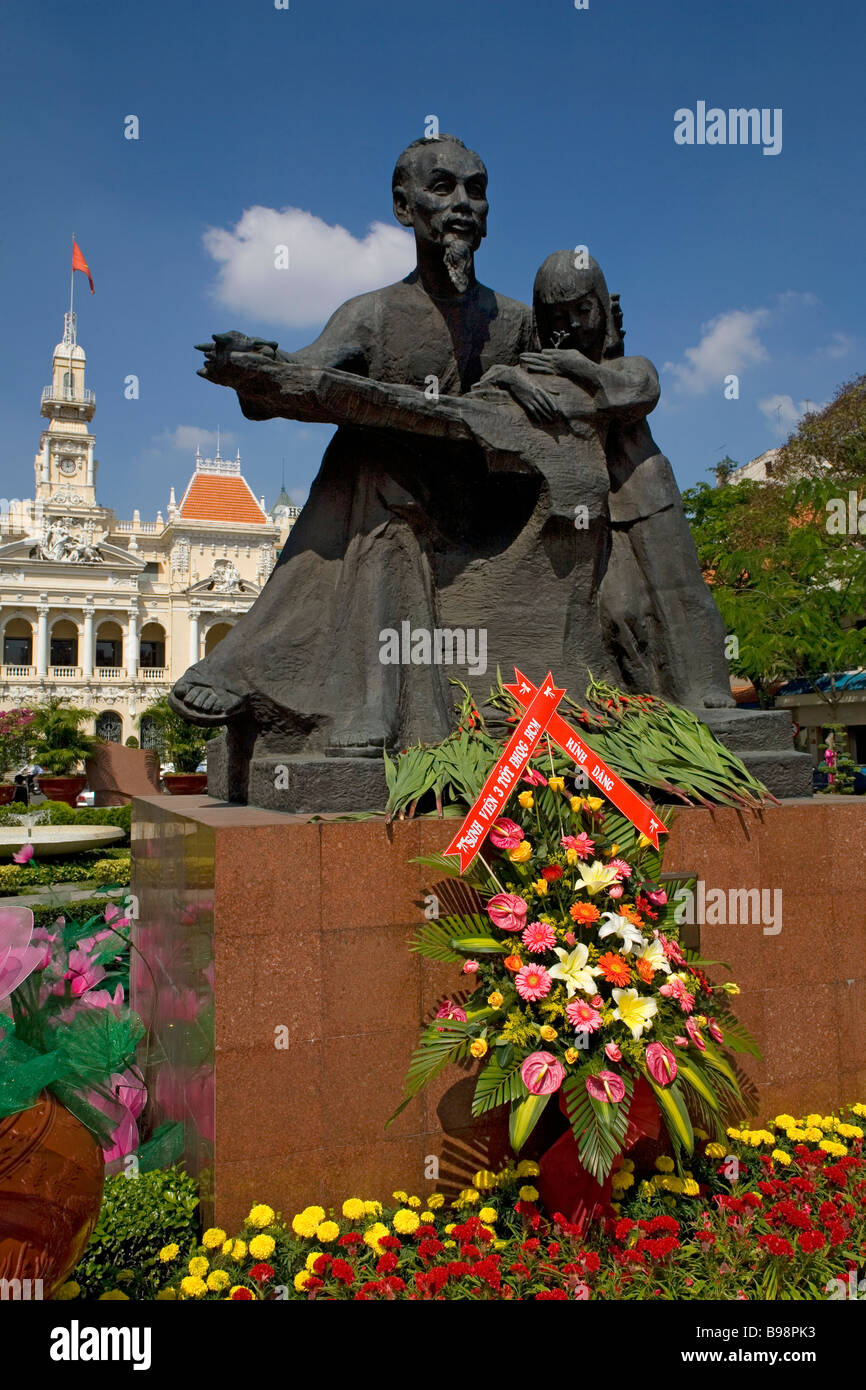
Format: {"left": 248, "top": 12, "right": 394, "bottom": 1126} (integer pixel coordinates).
{"left": 537, "top": 291, "right": 605, "bottom": 357}
{"left": 394, "top": 144, "right": 488, "bottom": 252}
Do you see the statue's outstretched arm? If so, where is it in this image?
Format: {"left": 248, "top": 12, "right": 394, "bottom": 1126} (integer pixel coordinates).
{"left": 520, "top": 349, "right": 659, "bottom": 422}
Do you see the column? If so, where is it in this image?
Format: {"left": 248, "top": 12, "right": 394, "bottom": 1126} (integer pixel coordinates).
{"left": 126, "top": 609, "right": 139, "bottom": 678}
{"left": 82, "top": 607, "right": 94, "bottom": 678}
{"left": 36, "top": 606, "right": 49, "bottom": 676}
{"left": 86, "top": 440, "right": 94, "bottom": 487}
{"left": 188, "top": 609, "right": 200, "bottom": 666}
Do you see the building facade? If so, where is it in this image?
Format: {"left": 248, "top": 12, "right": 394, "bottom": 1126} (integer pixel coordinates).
{"left": 0, "top": 311, "right": 293, "bottom": 745}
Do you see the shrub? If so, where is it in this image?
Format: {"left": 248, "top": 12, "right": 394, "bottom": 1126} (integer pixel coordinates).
{"left": 0, "top": 803, "right": 132, "bottom": 836}
{"left": 0, "top": 850, "right": 130, "bottom": 892}
{"left": 71, "top": 1167, "right": 200, "bottom": 1300}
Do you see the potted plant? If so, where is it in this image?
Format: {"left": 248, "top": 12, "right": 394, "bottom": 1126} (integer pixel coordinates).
{"left": 0, "top": 897, "right": 145, "bottom": 1295}
{"left": 0, "top": 708, "right": 34, "bottom": 803}
{"left": 28, "top": 698, "right": 99, "bottom": 805}
{"left": 139, "top": 696, "right": 220, "bottom": 795}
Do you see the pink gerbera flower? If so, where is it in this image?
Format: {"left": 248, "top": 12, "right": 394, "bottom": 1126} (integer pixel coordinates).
{"left": 521, "top": 921, "right": 556, "bottom": 954}
{"left": 489, "top": 819, "right": 524, "bottom": 850}
{"left": 660, "top": 976, "right": 695, "bottom": 1014}
{"left": 515, "top": 964, "right": 552, "bottom": 1002}
{"left": 655, "top": 931, "right": 686, "bottom": 966}
{"left": 609, "top": 859, "right": 632, "bottom": 881}
{"left": 566, "top": 999, "right": 602, "bottom": 1032}
{"left": 561, "top": 833, "right": 594, "bottom": 859}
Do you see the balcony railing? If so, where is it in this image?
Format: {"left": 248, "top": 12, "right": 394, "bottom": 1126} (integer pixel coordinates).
{"left": 138, "top": 667, "right": 167, "bottom": 680}
{"left": 95, "top": 666, "right": 125, "bottom": 679}
{"left": 2, "top": 665, "right": 35, "bottom": 678}
{"left": 41, "top": 386, "right": 95, "bottom": 406}
{"left": 1, "top": 665, "right": 169, "bottom": 682}
{"left": 115, "top": 521, "right": 160, "bottom": 533}
{"left": 49, "top": 666, "right": 82, "bottom": 678}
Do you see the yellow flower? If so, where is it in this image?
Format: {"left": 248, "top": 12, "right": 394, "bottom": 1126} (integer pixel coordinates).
{"left": 420, "top": 1211, "right": 435, "bottom": 1223}
{"left": 427, "top": 1193, "right": 446, "bottom": 1209}
{"left": 637, "top": 834, "right": 651, "bottom": 849}
{"left": 188, "top": 1256, "right": 209, "bottom": 1277}
{"left": 305, "top": 1249, "right": 325, "bottom": 1272}
{"left": 469, "top": 1038, "right": 488, "bottom": 1059}
{"left": 819, "top": 1139, "right": 847, "bottom": 1157}
{"left": 202, "top": 1227, "right": 227, "bottom": 1249}
{"left": 704, "top": 1142, "right": 726, "bottom": 1159}
{"left": 479, "top": 1206, "right": 498, "bottom": 1223}
{"left": 569, "top": 796, "right": 582, "bottom": 812}
{"left": 179, "top": 1276, "right": 207, "bottom": 1299}
{"left": 773, "top": 1114, "right": 797, "bottom": 1130}
{"left": 315, "top": 1222, "right": 339, "bottom": 1243}
{"left": 518, "top": 791, "right": 534, "bottom": 809}
{"left": 533, "top": 879, "right": 549, "bottom": 895}
{"left": 548, "top": 777, "right": 565, "bottom": 794}
{"left": 639, "top": 1180, "right": 656, "bottom": 1198}
{"left": 519, "top": 1185, "right": 539, "bottom": 1201}
{"left": 509, "top": 841, "right": 532, "bottom": 864}
{"left": 444, "top": 1223, "right": 456, "bottom": 1234}
{"left": 726, "top": 1128, "right": 743, "bottom": 1140}
{"left": 852, "top": 1103, "right": 866, "bottom": 1118}
{"left": 159, "top": 1243, "right": 180, "bottom": 1263}
{"left": 407, "top": 1196, "right": 422, "bottom": 1208}
{"left": 156, "top": 1288, "right": 177, "bottom": 1300}
{"left": 291, "top": 1207, "right": 324, "bottom": 1238}
{"left": 722, "top": 982, "right": 740, "bottom": 996}
{"left": 393, "top": 1208, "right": 421, "bottom": 1235}
{"left": 228, "top": 1285, "right": 257, "bottom": 1300}
{"left": 444, "top": 1239, "right": 456, "bottom": 1248}
{"left": 249, "top": 1234, "right": 277, "bottom": 1259}
{"left": 487, "top": 991, "right": 504, "bottom": 1009}
{"left": 363, "top": 1222, "right": 390, "bottom": 1253}
{"left": 786, "top": 1128, "right": 808, "bottom": 1142}
{"left": 804, "top": 1127, "right": 823, "bottom": 1142}
{"left": 612, "top": 1172, "right": 634, "bottom": 1191}
{"left": 363, "top": 1200, "right": 382, "bottom": 1216}
{"left": 771, "top": 1149, "right": 792, "bottom": 1166}
{"left": 604, "top": 844, "right": 620, "bottom": 858}
{"left": 517, "top": 1160, "right": 540, "bottom": 1177}
{"left": 54, "top": 1282, "right": 80, "bottom": 1300}
{"left": 654, "top": 1156, "right": 675, "bottom": 1173}
{"left": 837, "top": 1123, "right": 863, "bottom": 1139}
{"left": 222, "top": 1240, "right": 234, "bottom": 1255}
{"left": 207, "top": 1270, "right": 230, "bottom": 1292}
{"left": 392, "top": 1190, "right": 408, "bottom": 1203}
{"left": 539, "top": 1024, "right": 557, "bottom": 1041}
{"left": 693, "top": 1128, "right": 708, "bottom": 1141}
{"left": 247, "top": 1205, "right": 275, "bottom": 1229}
{"left": 581, "top": 796, "right": 604, "bottom": 812}
{"left": 682, "top": 1179, "right": 700, "bottom": 1196}
{"left": 342, "top": 1197, "right": 366, "bottom": 1220}
{"left": 457, "top": 1187, "right": 480, "bottom": 1205}
{"left": 565, "top": 1047, "right": 579, "bottom": 1064}
{"left": 805, "top": 1113, "right": 822, "bottom": 1127}
{"left": 294, "top": 1272, "right": 312, "bottom": 1292}
{"left": 230, "top": 1240, "right": 247, "bottom": 1263}
{"left": 99, "top": 1289, "right": 131, "bottom": 1300}
{"left": 565, "top": 848, "right": 579, "bottom": 866}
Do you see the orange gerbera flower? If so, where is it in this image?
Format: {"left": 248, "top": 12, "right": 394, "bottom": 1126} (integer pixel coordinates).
{"left": 636, "top": 957, "right": 655, "bottom": 985}
{"left": 619, "top": 905, "right": 643, "bottom": 927}
{"left": 504, "top": 954, "right": 523, "bottom": 973}
{"left": 597, "top": 952, "right": 631, "bottom": 986}
{"left": 570, "top": 902, "right": 601, "bottom": 925}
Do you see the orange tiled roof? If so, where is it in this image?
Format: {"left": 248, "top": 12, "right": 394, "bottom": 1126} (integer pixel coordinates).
{"left": 179, "top": 473, "right": 267, "bottom": 524}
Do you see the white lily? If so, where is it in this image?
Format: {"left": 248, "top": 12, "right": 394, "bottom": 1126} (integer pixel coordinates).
{"left": 635, "top": 936, "right": 671, "bottom": 976}
{"left": 576, "top": 860, "right": 621, "bottom": 896}
{"left": 611, "top": 987, "right": 658, "bottom": 1040}
{"left": 548, "top": 942, "right": 602, "bottom": 998}
{"left": 598, "top": 912, "right": 647, "bottom": 956}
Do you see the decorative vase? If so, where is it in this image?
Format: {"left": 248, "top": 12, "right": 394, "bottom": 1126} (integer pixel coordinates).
{"left": 0, "top": 1093, "right": 105, "bottom": 1296}
{"left": 537, "top": 1077, "right": 663, "bottom": 1232}
{"left": 37, "top": 775, "right": 87, "bottom": 807}
{"left": 162, "top": 773, "right": 208, "bottom": 795}
{"left": 0, "top": 784, "right": 15, "bottom": 805}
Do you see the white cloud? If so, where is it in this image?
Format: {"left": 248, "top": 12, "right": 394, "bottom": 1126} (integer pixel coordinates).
{"left": 757, "top": 394, "right": 809, "bottom": 436}
{"left": 816, "top": 331, "right": 854, "bottom": 360}
{"left": 203, "top": 206, "right": 416, "bottom": 328}
{"left": 664, "top": 308, "right": 769, "bottom": 395}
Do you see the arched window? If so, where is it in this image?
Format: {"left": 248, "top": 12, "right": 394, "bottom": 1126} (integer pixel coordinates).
{"left": 139, "top": 622, "right": 166, "bottom": 669}
{"left": 140, "top": 715, "right": 162, "bottom": 752}
{"left": 204, "top": 621, "right": 233, "bottom": 656}
{"left": 3, "top": 618, "right": 33, "bottom": 666}
{"left": 50, "top": 619, "right": 78, "bottom": 668}
{"left": 96, "top": 621, "right": 123, "bottom": 669}
{"left": 62, "top": 371, "right": 75, "bottom": 398}
{"left": 95, "top": 710, "right": 123, "bottom": 743}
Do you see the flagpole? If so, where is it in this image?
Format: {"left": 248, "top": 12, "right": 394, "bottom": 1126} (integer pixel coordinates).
{"left": 68, "top": 234, "right": 75, "bottom": 400}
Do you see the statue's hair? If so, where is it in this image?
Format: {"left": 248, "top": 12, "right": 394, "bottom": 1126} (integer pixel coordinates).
{"left": 532, "top": 249, "right": 625, "bottom": 359}
{"left": 392, "top": 134, "right": 485, "bottom": 193}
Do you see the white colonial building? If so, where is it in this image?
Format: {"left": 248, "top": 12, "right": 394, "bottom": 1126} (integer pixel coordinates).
{"left": 0, "top": 310, "right": 299, "bottom": 745}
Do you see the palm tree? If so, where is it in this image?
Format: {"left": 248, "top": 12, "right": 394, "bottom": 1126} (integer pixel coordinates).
{"left": 28, "top": 698, "right": 99, "bottom": 775}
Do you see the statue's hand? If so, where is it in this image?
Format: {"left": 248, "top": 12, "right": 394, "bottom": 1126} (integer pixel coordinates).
{"left": 472, "top": 364, "right": 559, "bottom": 424}
{"left": 195, "top": 331, "right": 280, "bottom": 383}
{"left": 521, "top": 349, "right": 598, "bottom": 387}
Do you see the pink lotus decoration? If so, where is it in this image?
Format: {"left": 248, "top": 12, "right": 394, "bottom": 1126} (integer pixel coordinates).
{"left": 645, "top": 1041, "right": 678, "bottom": 1085}
{"left": 488, "top": 819, "right": 524, "bottom": 850}
{"left": 586, "top": 1070, "right": 626, "bottom": 1104}
{"left": 12, "top": 842, "right": 35, "bottom": 866}
{"left": 520, "top": 1051, "right": 566, "bottom": 1095}
{"left": 487, "top": 893, "right": 528, "bottom": 933}
{"left": 89, "top": 1069, "right": 148, "bottom": 1163}
{"left": 0, "top": 905, "right": 40, "bottom": 1004}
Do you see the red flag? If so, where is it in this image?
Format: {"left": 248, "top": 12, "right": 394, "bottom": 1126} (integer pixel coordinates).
{"left": 444, "top": 673, "right": 566, "bottom": 871}
{"left": 72, "top": 240, "right": 94, "bottom": 294}
{"left": 503, "top": 668, "right": 667, "bottom": 849}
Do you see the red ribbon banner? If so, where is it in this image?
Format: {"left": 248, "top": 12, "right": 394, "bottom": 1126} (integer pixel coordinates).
{"left": 444, "top": 672, "right": 565, "bottom": 870}
{"left": 502, "top": 668, "right": 666, "bottom": 849}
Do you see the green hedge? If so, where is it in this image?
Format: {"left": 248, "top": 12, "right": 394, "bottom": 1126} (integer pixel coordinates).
{"left": 71, "top": 1167, "right": 200, "bottom": 1301}
{"left": 0, "top": 851, "right": 130, "bottom": 892}
{"left": 0, "top": 802, "right": 132, "bottom": 835}
{"left": 30, "top": 895, "right": 127, "bottom": 928}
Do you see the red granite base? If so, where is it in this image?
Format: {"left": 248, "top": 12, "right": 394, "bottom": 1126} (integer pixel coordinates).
{"left": 131, "top": 795, "right": 866, "bottom": 1228}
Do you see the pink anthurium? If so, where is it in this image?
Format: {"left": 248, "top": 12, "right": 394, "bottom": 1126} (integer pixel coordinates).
{"left": 645, "top": 1041, "right": 678, "bottom": 1086}
{"left": 488, "top": 819, "right": 524, "bottom": 850}
{"left": 521, "top": 1051, "right": 566, "bottom": 1096}
{"left": 586, "top": 1070, "right": 626, "bottom": 1104}
{"left": 486, "top": 893, "right": 529, "bottom": 933}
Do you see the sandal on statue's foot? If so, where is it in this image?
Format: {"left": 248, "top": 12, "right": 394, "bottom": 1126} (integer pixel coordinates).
{"left": 168, "top": 681, "right": 247, "bottom": 726}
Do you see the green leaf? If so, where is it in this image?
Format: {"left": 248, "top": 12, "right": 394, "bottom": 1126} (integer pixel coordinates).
{"left": 676, "top": 1058, "right": 720, "bottom": 1111}
{"left": 644, "top": 1073, "right": 694, "bottom": 1155}
{"left": 509, "top": 1091, "right": 550, "bottom": 1152}
{"left": 471, "top": 1056, "right": 524, "bottom": 1117}
{"left": 450, "top": 936, "right": 509, "bottom": 954}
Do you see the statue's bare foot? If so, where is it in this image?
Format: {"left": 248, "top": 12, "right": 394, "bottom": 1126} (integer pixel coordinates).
{"left": 169, "top": 678, "right": 247, "bottom": 727}
{"left": 701, "top": 691, "right": 736, "bottom": 709}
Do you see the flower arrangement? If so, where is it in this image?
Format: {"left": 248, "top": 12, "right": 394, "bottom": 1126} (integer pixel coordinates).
{"left": 54, "top": 1104, "right": 866, "bottom": 1301}
{"left": 394, "top": 764, "right": 758, "bottom": 1182}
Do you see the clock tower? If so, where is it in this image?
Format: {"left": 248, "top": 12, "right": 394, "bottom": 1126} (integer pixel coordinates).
{"left": 35, "top": 310, "right": 98, "bottom": 509}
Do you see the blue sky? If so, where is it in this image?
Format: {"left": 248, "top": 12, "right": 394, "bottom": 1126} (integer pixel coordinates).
{"left": 0, "top": 0, "right": 863, "bottom": 519}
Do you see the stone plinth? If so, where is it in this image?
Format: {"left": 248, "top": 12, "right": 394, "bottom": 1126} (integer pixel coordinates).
{"left": 131, "top": 794, "right": 866, "bottom": 1228}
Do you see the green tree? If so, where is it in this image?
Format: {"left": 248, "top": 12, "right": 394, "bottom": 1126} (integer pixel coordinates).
{"left": 138, "top": 697, "right": 221, "bottom": 772}
{"left": 28, "top": 698, "right": 99, "bottom": 774}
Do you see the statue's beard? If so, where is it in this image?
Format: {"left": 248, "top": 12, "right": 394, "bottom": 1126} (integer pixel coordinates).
{"left": 442, "top": 234, "right": 473, "bottom": 293}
